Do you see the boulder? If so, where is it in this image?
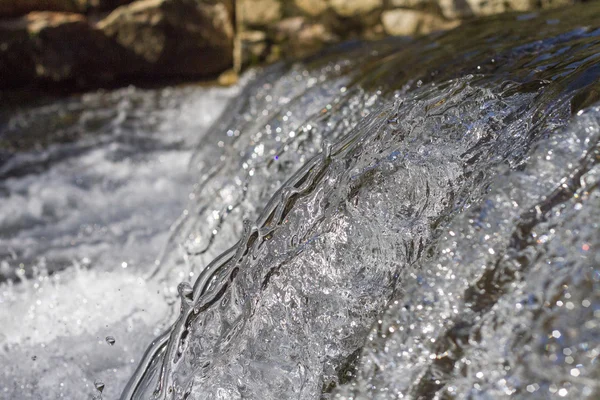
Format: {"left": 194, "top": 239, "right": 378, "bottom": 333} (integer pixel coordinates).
{"left": 329, "top": 0, "right": 382, "bottom": 17}
{"left": 0, "top": 0, "right": 235, "bottom": 88}
{"left": 98, "top": 0, "right": 234, "bottom": 77}
{"left": 0, "top": 12, "right": 130, "bottom": 88}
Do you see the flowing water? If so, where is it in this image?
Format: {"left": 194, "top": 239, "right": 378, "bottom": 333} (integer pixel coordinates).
{"left": 1, "top": 4, "right": 600, "bottom": 400}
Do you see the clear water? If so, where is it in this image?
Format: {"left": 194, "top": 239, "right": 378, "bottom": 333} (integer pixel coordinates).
{"left": 2, "top": 4, "right": 600, "bottom": 400}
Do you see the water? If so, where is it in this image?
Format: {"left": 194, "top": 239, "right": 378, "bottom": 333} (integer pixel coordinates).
{"left": 1, "top": 4, "right": 600, "bottom": 400}
{"left": 0, "top": 84, "right": 239, "bottom": 399}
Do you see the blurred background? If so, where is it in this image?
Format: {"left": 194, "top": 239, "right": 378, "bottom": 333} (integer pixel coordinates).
{"left": 0, "top": 0, "right": 584, "bottom": 90}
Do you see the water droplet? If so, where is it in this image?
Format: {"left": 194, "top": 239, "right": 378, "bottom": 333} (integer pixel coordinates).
{"left": 94, "top": 380, "right": 105, "bottom": 393}
{"left": 178, "top": 282, "right": 194, "bottom": 305}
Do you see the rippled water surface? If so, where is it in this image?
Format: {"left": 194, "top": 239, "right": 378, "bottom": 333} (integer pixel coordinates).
{"left": 2, "top": 4, "right": 600, "bottom": 400}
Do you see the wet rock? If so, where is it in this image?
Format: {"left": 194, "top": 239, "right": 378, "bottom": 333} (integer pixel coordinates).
{"left": 99, "top": 0, "right": 234, "bottom": 77}
{"left": 239, "top": 0, "right": 282, "bottom": 28}
{"left": 329, "top": 0, "right": 383, "bottom": 17}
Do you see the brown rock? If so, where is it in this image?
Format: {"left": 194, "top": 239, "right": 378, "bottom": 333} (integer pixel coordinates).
{"left": 389, "top": 0, "right": 434, "bottom": 7}
{"left": 381, "top": 8, "right": 457, "bottom": 36}
{"left": 0, "top": 0, "right": 80, "bottom": 17}
{"left": 437, "top": 0, "right": 560, "bottom": 19}
{"left": 0, "top": 0, "right": 235, "bottom": 88}
{"left": 294, "top": 0, "right": 329, "bottom": 17}
{"left": 362, "top": 23, "right": 385, "bottom": 40}
{"left": 329, "top": 0, "right": 382, "bottom": 17}
{"left": 271, "top": 16, "right": 305, "bottom": 42}
{"left": 0, "top": 11, "right": 130, "bottom": 87}
{"left": 270, "top": 16, "right": 338, "bottom": 59}
{"left": 239, "top": 0, "right": 282, "bottom": 27}
{"left": 217, "top": 68, "right": 238, "bottom": 85}
{"left": 99, "top": 0, "right": 234, "bottom": 77}
{"left": 437, "top": 0, "right": 471, "bottom": 19}
{"left": 291, "top": 21, "right": 336, "bottom": 58}
{"left": 381, "top": 9, "right": 422, "bottom": 36}
{"left": 240, "top": 29, "right": 268, "bottom": 65}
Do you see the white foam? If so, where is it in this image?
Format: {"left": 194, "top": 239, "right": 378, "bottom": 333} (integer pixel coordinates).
{"left": 0, "top": 83, "right": 238, "bottom": 399}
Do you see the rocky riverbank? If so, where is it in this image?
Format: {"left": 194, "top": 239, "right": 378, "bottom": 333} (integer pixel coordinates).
{"left": 0, "top": 0, "right": 578, "bottom": 89}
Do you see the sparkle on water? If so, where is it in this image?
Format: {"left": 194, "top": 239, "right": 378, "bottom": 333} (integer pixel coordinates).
{"left": 1, "top": 4, "right": 600, "bottom": 400}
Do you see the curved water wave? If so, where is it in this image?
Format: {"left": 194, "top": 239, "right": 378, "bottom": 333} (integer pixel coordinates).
{"left": 123, "top": 5, "right": 600, "bottom": 399}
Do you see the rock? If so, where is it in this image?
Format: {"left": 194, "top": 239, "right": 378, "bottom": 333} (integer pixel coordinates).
{"left": 0, "top": 1, "right": 81, "bottom": 17}
{"left": 271, "top": 16, "right": 305, "bottom": 42}
{"left": 291, "top": 21, "right": 336, "bottom": 58}
{"left": 0, "top": 11, "right": 130, "bottom": 87}
{"left": 363, "top": 22, "right": 385, "bottom": 40}
{"left": 270, "top": 16, "right": 338, "bottom": 59}
{"left": 87, "top": 0, "right": 136, "bottom": 11}
{"left": 240, "top": 29, "right": 268, "bottom": 66}
{"left": 389, "top": 0, "right": 434, "bottom": 7}
{"left": 0, "top": 0, "right": 133, "bottom": 17}
{"left": 294, "top": 0, "right": 329, "bottom": 17}
{"left": 329, "top": 0, "right": 382, "bottom": 17}
{"left": 381, "top": 8, "right": 457, "bottom": 36}
{"left": 239, "top": 0, "right": 282, "bottom": 27}
{"left": 0, "top": 0, "right": 235, "bottom": 88}
{"left": 438, "top": 0, "right": 563, "bottom": 19}
{"left": 99, "top": 0, "right": 234, "bottom": 77}
{"left": 381, "top": 9, "right": 422, "bottom": 36}
{"left": 217, "top": 68, "right": 238, "bottom": 85}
